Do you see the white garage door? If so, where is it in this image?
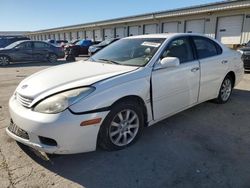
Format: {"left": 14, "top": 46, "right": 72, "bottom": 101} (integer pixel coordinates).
{"left": 71, "top": 32, "right": 77, "bottom": 40}
{"left": 86, "top": 30, "right": 93, "bottom": 40}
{"left": 186, "top": 19, "right": 205, "bottom": 34}
{"left": 55, "top": 33, "right": 59, "bottom": 40}
{"left": 65, "top": 33, "right": 71, "bottom": 41}
{"left": 94, "top": 29, "right": 102, "bottom": 41}
{"left": 162, "top": 22, "right": 178, "bottom": 33}
{"left": 60, "top": 33, "right": 64, "bottom": 40}
{"left": 104, "top": 28, "right": 113, "bottom": 39}
{"left": 129, "top": 26, "right": 140, "bottom": 36}
{"left": 115, "top": 27, "right": 126, "bottom": 38}
{"left": 144, "top": 24, "right": 158, "bottom": 34}
{"left": 216, "top": 15, "right": 243, "bottom": 44}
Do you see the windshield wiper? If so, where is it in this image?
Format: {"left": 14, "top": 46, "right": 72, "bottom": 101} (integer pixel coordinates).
{"left": 98, "top": 58, "right": 120, "bottom": 65}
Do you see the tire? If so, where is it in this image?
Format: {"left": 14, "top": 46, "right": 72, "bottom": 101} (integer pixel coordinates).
{"left": 0, "top": 55, "right": 10, "bottom": 66}
{"left": 215, "top": 75, "right": 233, "bottom": 104}
{"left": 98, "top": 101, "right": 144, "bottom": 151}
{"left": 48, "top": 53, "right": 57, "bottom": 63}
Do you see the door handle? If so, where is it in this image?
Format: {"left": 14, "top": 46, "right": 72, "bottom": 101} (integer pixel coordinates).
{"left": 221, "top": 60, "right": 228, "bottom": 64}
{"left": 191, "top": 67, "right": 200, "bottom": 72}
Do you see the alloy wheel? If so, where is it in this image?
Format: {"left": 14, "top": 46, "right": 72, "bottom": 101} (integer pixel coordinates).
{"left": 220, "top": 78, "right": 232, "bottom": 101}
{"left": 109, "top": 109, "right": 139, "bottom": 147}
{"left": 0, "top": 56, "right": 10, "bottom": 66}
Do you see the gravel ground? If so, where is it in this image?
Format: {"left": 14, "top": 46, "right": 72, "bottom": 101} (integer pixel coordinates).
{"left": 0, "top": 60, "right": 250, "bottom": 188}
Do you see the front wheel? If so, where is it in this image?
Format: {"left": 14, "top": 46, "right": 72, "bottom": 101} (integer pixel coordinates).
{"left": 215, "top": 75, "right": 233, "bottom": 104}
{"left": 98, "top": 101, "right": 144, "bottom": 151}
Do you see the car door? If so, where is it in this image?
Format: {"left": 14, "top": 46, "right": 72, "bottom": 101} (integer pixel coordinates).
{"left": 13, "top": 41, "right": 33, "bottom": 62}
{"left": 33, "top": 42, "right": 50, "bottom": 61}
{"left": 151, "top": 37, "right": 200, "bottom": 120}
{"left": 191, "top": 36, "right": 226, "bottom": 102}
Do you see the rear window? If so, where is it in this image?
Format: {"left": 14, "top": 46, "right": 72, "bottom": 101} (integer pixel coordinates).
{"left": 193, "top": 36, "right": 222, "bottom": 59}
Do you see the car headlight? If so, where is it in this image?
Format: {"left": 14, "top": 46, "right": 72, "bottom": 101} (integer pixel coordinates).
{"left": 33, "top": 87, "right": 95, "bottom": 114}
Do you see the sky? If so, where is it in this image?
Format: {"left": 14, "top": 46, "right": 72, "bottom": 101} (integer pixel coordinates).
{"left": 0, "top": 0, "right": 220, "bottom": 31}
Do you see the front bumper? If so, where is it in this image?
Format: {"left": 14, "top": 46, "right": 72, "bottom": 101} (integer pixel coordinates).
{"left": 7, "top": 96, "right": 109, "bottom": 154}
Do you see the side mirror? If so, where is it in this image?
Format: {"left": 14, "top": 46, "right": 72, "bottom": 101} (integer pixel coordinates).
{"left": 156, "top": 57, "right": 180, "bottom": 69}
{"left": 242, "top": 43, "right": 247, "bottom": 46}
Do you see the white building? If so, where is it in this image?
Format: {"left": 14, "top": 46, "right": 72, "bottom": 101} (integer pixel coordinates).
{"left": 27, "top": 0, "right": 250, "bottom": 48}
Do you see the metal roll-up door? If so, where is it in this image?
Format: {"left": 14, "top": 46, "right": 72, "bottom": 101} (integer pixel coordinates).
{"left": 185, "top": 19, "right": 205, "bottom": 34}
{"left": 128, "top": 26, "right": 140, "bottom": 36}
{"left": 104, "top": 28, "right": 113, "bottom": 39}
{"left": 162, "top": 22, "right": 178, "bottom": 33}
{"left": 94, "top": 29, "right": 102, "bottom": 41}
{"left": 71, "top": 32, "right": 77, "bottom": 40}
{"left": 216, "top": 15, "right": 243, "bottom": 44}
{"left": 144, "top": 24, "right": 158, "bottom": 34}
{"left": 86, "top": 30, "right": 93, "bottom": 40}
{"left": 115, "top": 27, "right": 126, "bottom": 38}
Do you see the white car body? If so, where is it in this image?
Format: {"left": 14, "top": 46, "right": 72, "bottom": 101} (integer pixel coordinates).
{"left": 7, "top": 33, "right": 244, "bottom": 154}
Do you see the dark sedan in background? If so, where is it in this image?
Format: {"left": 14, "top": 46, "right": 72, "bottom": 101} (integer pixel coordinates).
{"left": 64, "top": 39, "right": 99, "bottom": 56}
{"left": 88, "top": 38, "right": 120, "bottom": 55}
{"left": 0, "top": 40, "right": 65, "bottom": 66}
{"left": 238, "top": 41, "right": 250, "bottom": 70}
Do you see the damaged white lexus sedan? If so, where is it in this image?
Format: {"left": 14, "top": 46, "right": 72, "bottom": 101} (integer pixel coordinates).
{"left": 6, "top": 33, "right": 244, "bottom": 154}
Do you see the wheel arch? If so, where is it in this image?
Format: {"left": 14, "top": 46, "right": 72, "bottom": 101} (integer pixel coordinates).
{"left": 0, "top": 54, "right": 12, "bottom": 61}
{"left": 226, "top": 71, "right": 236, "bottom": 88}
{"left": 110, "top": 95, "right": 148, "bottom": 127}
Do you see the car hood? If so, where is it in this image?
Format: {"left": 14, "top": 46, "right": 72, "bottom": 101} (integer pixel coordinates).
{"left": 16, "top": 61, "right": 138, "bottom": 100}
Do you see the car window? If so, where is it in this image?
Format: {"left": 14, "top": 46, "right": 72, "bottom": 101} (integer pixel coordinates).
{"left": 162, "top": 37, "right": 194, "bottom": 63}
{"left": 17, "top": 42, "right": 32, "bottom": 49}
{"left": 91, "top": 38, "right": 165, "bottom": 66}
{"left": 34, "top": 42, "right": 50, "bottom": 48}
{"left": 193, "top": 37, "right": 221, "bottom": 59}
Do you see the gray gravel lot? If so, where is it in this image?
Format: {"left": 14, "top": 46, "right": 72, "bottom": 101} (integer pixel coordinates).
{"left": 0, "top": 59, "right": 250, "bottom": 188}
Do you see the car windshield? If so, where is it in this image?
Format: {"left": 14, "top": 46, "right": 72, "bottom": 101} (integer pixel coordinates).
{"left": 246, "top": 41, "right": 250, "bottom": 47}
{"left": 90, "top": 38, "right": 165, "bottom": 67}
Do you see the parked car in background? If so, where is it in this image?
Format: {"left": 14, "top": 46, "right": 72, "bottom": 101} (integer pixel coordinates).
{"left": 0, "top": 36, "right": 30, "bottom": 48}
{"left": 6, "top": 34, "right": 243, "bottom": 154}
{"left": 238, "top": 41, "right": 250, "bottom": 70}
{"left": 65, "top": 39, "right": 99, "bottom": 56}
{"left": 0, "top": 40, "right": 65, "bottom": 66}
{"left": 46, "top": 39, "right": 68, "bottom": 47}
{"left": 88, "top": 38, "right": 120, "bottom": 55}
{"left": 63, "top": 39, "right": 80, "bottom": 49}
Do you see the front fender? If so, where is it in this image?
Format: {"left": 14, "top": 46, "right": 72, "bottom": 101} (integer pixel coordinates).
{"left": 69, "top": 68, "right": 153, "bottom": 121}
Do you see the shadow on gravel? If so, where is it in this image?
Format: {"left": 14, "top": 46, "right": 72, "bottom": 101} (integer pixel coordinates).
{"left": 17, "top": 89, "right": 250, "bottom": 188}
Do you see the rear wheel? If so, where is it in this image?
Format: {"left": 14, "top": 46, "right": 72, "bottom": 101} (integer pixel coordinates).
{"left": 215, "top": 75, "right": 233, "bottom": 104}
{"left": 98, "top": 101, "right": 144, "bottom": 151}
{"left": 48, "top": 54, "right": 57, "bottom": 63}
{"left": 0, "top": 56, "right": 10, "bottom": 66}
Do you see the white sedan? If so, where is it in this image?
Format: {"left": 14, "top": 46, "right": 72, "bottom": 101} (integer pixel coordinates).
{"left": 6, "top": 33, "right": 244, "bottom": 154}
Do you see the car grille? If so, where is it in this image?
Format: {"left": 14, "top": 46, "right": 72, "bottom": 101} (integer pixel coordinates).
{"left": 15, "top": 93, "right": 33, "bottom": 108}
{"left": 8, "top": 120, "right": 29, "bottom": 140}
